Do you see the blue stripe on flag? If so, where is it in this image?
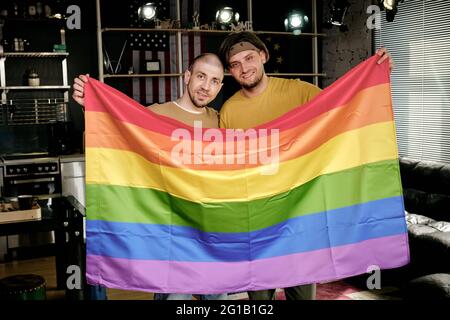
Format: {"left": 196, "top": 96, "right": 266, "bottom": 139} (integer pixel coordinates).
{"left": 86, "top": 196, "right": 406, "bottom": 262}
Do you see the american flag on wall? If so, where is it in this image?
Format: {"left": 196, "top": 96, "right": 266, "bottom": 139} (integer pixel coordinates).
{"left": 129, "top": 0, "right": 205, "bottom": 105}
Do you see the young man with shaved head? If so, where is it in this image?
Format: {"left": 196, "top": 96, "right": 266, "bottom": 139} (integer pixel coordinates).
{"left": 72, "top": 53, "right": 228, "bottom": 300}
{"left": 73, "top": 53, "right": 224, "bottom": 128}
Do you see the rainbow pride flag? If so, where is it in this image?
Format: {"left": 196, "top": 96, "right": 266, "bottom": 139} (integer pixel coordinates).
{"left": 85, "top": 55, "right": 410, "bottom": 294}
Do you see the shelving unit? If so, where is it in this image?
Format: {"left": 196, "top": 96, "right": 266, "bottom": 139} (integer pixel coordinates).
{"left": 95, "top": 0, "right": 325, "bottom": 95}
{"left": 1, "top": 86, "right": 70, "bottom": 90}
{"left": 0, "top": 52, "right": 69, "bottom": 58}
{"left": 0, "top": 52, "right": 69, "bottom": 125}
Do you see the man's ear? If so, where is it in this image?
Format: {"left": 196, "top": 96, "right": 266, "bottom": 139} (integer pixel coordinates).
{"left": 184, "top": 70, "right": 191, "bottom": 85}
{"left": 260, "top": 51, "right": 269, "bottom": 64}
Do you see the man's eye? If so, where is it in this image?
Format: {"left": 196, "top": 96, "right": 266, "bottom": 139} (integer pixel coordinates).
{"left": 230, "top": 63, "right": 239, "bottom": 69}
{"left": 197, "top": 74, "right": 204, "bottom": 79}
{"left": 246, "top": 55, "right": 254, "bottom": 61}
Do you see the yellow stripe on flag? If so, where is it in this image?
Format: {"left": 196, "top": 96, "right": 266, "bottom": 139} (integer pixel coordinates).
{"left": 86, "top": 122, "right": 398, "bottom": 202}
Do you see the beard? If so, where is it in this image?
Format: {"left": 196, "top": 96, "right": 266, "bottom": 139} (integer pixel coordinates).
{"left": 238, "top": 69, "right": 264, "bottom": 89}
{"left": 188, "top": 88, "right": 208, "bottom": 108}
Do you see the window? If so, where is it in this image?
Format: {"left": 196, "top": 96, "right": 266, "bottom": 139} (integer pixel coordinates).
{"left": 374, "top": 0, "right": 450, "bottom": 163}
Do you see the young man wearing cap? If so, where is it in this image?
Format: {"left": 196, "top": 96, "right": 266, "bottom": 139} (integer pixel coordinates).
{"left": 218, "top": 31, "right": 393, "bottom": 300}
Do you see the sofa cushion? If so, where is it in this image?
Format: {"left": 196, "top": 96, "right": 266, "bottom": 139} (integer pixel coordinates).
{"left": 409, "top": 232, "right": 450, "bottom": 274}
{"left": 406, "top": 213, "right": 436, "bottom": 226}
{"left": 400, "top": 157, "right": 450, "bottom": 222}
{"left": 408, "top": 224, "right": 441, "bottom": 237}
{"left": 403, "top": 189, "right": 450, "bottom": 222}
{"left": 400, "top": 158, "right": 450, "bottom": 195}
{"left": 403, "top": 273, "right": 450, "bottom": 300}
{"left": 407, "top": 215, "right": 450, "bottom": 235}
{"left": 429, "top": 221, "right": 450, "bottom": 233}
{"left": 405, "top": 212, "right": 450, "bottom": 275}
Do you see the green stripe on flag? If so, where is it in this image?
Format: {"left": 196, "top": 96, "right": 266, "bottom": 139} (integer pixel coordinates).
{"left": 86, "top": 159, "right": 402, "bottom": 233}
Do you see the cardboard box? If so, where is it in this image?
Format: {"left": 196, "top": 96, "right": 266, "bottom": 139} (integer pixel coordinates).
{"left": 0, "top": 205, "right": 41, "bottom": 224}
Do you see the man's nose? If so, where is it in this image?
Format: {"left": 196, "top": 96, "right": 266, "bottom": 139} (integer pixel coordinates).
{"left": 201, "top": 80, "right": 210, "bottom": 90}
{"left": 241, "top": 62, "right": 250, "bottom": 73}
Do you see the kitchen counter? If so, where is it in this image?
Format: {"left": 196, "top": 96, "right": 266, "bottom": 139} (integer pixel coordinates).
{"left": 0, "top": 196, "right": 86, "bottom": 298}
{"left": 59, "top": 154, "right": 85, "bottom": 163}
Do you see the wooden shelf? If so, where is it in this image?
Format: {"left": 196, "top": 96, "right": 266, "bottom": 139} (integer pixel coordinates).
{"left": 102, "top": 27, "right": 326, "bottom": 37}
{"left": 104, "top": 73, "right": 326, "bottom": 79}
{"left": 255, "top": 31, "right": 326, "bottom": 37}
{"left": 103, "top": 73, "right": 183, "bottom": 78}
{"left": 2, "top": 17, "right": 64, "bottom": 23}
{"left": 0, "top": 52, "right": 69, "bottom": 58}
{"left": 1, "top": 86, "right": 70, "bottom": 90}
{"left": 266, "top": 73, "right": 327, "bottom": 77}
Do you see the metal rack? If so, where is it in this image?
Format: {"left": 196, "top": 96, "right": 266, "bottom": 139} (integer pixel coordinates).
{"left": 1, "top": 98, "right": 67, "bottom": 125}
{"left": 0, "top": 52, "right": 69, "bottom": 125}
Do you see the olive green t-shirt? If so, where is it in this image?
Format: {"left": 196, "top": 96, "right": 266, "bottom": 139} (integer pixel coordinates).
{"left": 220, "top": 77, "right": 321, "bottom": 129}
{"left": 148, "top": 101, "right": 219, "bottom": 128}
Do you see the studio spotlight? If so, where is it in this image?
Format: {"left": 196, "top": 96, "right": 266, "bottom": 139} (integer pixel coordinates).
{"left": 284, "top": 11, "right": 309, "bottom": 35}
{"left": 138, "top": 2, "right": 157, "bottom": 22}
{"left": 323, "top": 0, "right": 350, "bottom": 31}
{"left": 378, "top": 0, "right": 404, "bottom": 22}
{"left": 216, "top": 7, "right": 240, "bottom": 29}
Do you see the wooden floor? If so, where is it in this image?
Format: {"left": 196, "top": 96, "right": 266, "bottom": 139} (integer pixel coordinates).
{"left": 0, "top": 256, "right": 154, "bottom": 300}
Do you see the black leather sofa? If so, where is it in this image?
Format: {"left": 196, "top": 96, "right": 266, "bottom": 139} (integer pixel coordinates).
{"left": 347, "top": 157, "right": 450, "bottom": 299}
{"left": 397, "top": 157, "right": 450, "bottom": 299}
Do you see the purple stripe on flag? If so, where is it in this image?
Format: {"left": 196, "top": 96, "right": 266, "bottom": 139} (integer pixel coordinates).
{"left": 86, "top": 234, "right": 409, "bottom": 294}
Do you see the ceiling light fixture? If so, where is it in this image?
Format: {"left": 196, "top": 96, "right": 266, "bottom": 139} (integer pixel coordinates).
{"left": 138, "top": 2, "right": 157, "bottom": 22}
{"left": 284, "top": 11, "right": 309, "bottom": 35}
{"left": 216, "top": 7, "right": 240, "bottom": 30}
